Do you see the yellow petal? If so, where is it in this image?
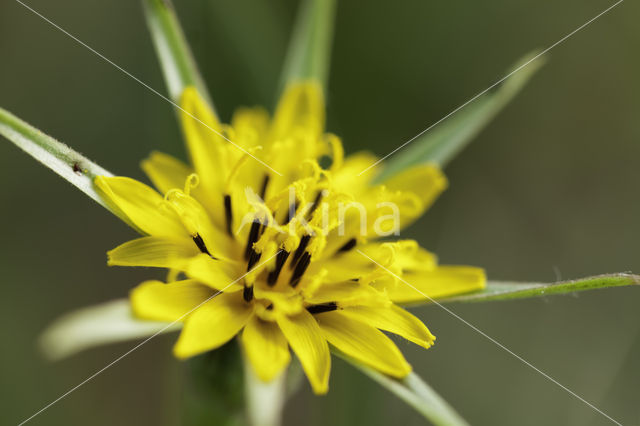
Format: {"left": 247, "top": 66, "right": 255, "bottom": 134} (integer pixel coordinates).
{"left": 173, "top": 292, "right": 253, "bottom": 359}
{"left": 185, "top": 255, "right": 243, "bottom": 292}
{"left": 322, "top": 165, "right": 447, "bottom": 239}
{"left": 241, "top": 316, "right": 291, "bottom": 382}
{"left": 141, "top": 151, "right": 192, "bottom": 194}
{"left": 308, "top": 251, "right": 373, "bottom": 282}
{"left": 316, "top": 310, "right": 411, "bottom": 378}
{"left": 331, "top": 151, "right": 381, "bottom": 194}
{"left": 383, "top": 164, "right": 448, "bottom": 214}
{"left": 130, "top": 279, "right": 215, "bottom": 322}
{"left": 179, "top": 87, "right": 229, "bottom": 199}
{"left": 231, "top": 106, "right": 270, "bottom": 149}
{"left": 380, "top": 240, "right": 437, "bottom": 271}
{"left": 276, "top": 310, "right": 330, "bottom": 394}
{"left": 317, "top": 240, "right": 437, "bottom": 282}
{"left": 95, "top": 176, "right": 185, "bottom": 237}
{"left": 341, "top": 304, "right": 435, "bottom": 349}
{"left": 254, "top": 286, "right": 304, "bottom": 317}
{"left": 271, "top": 82, "right": 324, "bottom": 141}
{"left": 331, "top": 164, "right": 446, "bottom": 238}
{"left": 164, "top": 189, "right": 231, "bottom": 258}
{"left": 107, "top": 236, "right": 199, "bottom": 269}
{"left": 304, "top": 280, "right": 390, "bottom": 308}
{"left": 382, "top": 265, "right": 486, "bottom": 304}
{"left": 263, "top": 83, "right": 327, "bottom": 186}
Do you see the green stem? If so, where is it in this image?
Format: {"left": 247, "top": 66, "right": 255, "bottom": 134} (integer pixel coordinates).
{"left": 183, "top": 343, "right": 245, "bottom": 426}
{"left": 243, "top": 356, "right": 286, "bottom": 426}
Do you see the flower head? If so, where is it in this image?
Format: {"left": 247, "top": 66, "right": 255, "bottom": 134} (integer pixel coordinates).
{"left": 95, "top": 82, "right": 485, "bottom": 394}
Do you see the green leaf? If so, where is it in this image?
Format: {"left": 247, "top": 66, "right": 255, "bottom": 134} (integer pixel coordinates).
{"left": 0, "top": 107, "right": 136, "bottom": 229}
{"left": 143, "top": 0, "right": 215, "bottom": 114}
{"left": 335, "top": 350, "right": 469, "bottom": 426}
{"left": 39, "top": 299, "right": 179, "bottom": 361}
{"left": 377, "top": 50, "right": 544, "bottom": 181}
{"left": 439, "top": 273, "right": 640, "bottom": 304}
{"left": 278, "top": 0, "right": 336, "bottom": 96}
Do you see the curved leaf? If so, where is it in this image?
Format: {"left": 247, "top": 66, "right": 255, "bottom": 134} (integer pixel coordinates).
{"left": 377, "top": 51, "right": 544, "bottom": 181}
{"left": 335, "top": 350, "right": 469, "bottom": 426}
{"left": 143, "top": 0, "right": 214, "bottom": 113}
{"left": 39, "top": 299, "right": 179, "bottom": 361}
{"left": 439, "top": 273, "right": 640, "bottom": 304}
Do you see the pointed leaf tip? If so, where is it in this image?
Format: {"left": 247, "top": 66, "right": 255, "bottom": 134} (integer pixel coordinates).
{"left": 438, "top": 273, "right": 640, "bottom": 304}
{"left": 377, "top": 49, "right": 545, "bottom": 181}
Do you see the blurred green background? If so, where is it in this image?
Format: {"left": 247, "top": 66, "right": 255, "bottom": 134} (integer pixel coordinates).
{"left": 1, "top": 0, "right": 638, "bottom": 424}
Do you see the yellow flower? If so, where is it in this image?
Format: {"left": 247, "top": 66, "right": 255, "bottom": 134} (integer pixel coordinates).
{"left": 95, "top": 82, "right": 485, "bottom": 394}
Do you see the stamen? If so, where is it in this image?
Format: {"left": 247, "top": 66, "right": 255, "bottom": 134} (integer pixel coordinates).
{"left": 192, "top": 233, "right": 216, "bottom": 259}
{"left": 267, "top": 250, "right": 290, "bottom": 286}
{"left": 259, "top": 175, "right": 270, "bottom": 199}
{"left": 290, "top": 235, "right": 311, "bottom": 269}
{"left": 247, "top": 248, "right": 262, "bottom": 272}
{"left": 224, "top": 195, "right": 233, "bottom": 236}
{"left": 337, "top": 238, "right": 357, "bottom": 253}
{"left": 290, "top": 251, "right": 311, "bottom": 288}
{"left": 244, "top": 220, "right": 262, "bottom": 260}
{"left": 243, "top": 285, "right": 254, "bottom": 302}
{"left": 307, "top": 302, "right": 338, "bottom": 314}
{"left": 305, "top": 191, "right": 323, "bottom": 220}
{"left": 283, "top": 198, "right": 298, "bottom": 225}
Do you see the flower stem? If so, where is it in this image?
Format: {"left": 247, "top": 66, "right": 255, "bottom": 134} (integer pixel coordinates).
{"left": 243, "top": 356, "right": 286, "bottom": 426}
{"left": 183, "top": 343, "right": 244, "bottom": 426}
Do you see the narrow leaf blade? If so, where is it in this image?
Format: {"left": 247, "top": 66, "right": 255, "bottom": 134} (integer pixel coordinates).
{"left": 335, "top": 350, "right": 469, "bottom": 426}
{"left": 143, "top": 0, "right": 214, "bottom": 112}
{"left": 0, "top": 107, "right": 135, "bottom": 227}
{"left": 278, "top": 0, "right": 336, "bottom": 95}
{"left": 378, "top": 51, "right": 544, "bottom": 181}
{"left": 439, "top": 273, "right": 640, "bottom": 304}
{"left": 39, "top": 299, "right": 179, "bottom": 361}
